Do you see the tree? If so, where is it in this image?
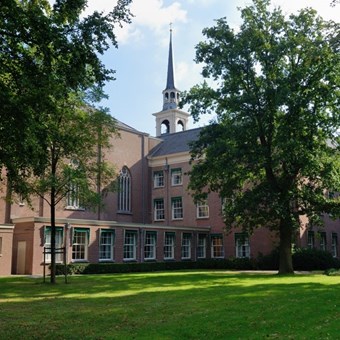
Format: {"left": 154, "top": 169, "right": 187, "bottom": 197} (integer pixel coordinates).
{"left": 0, "top": 0, "right": 132, "bottom": 282}
{"left": 183, "top": 0, "right": 340, "bottom": 274}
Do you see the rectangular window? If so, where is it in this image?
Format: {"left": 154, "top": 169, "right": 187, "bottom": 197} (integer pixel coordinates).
{"left": 44, "top": 227, "right": 64, "bottom": 263}
{"left": 171, "top": 168, "right": 182, "bottom": 186}
{"left": 144, "top": 231, "right": 157, "bottom": 260}
{"left": 196, "top": 200, "right": 209, "bottom": 218}
{"left": 164, "top": 232, "right": 175, "bottom": 260}
{"left": 307, "top": 231, "right": 315, "bottom": 249}
{"left": 172, "top": 197, "right": 183, "bottom": 220}
{"left": 181, "top": 233, "right": 192, "bottom": 259}
{"left": 72, "top": 228, "right": 89, "bottom": 261}
{"left": 66, "top": 183, "right": 83, "bottom": 210}
{"left": 319, "top": 232, "right": 327, "bottom": 251}
{"left": 99, "top": 229, "right": 115, "bottom": 261}
{"left": 211, "top": 235, "right": 224, "bottom": 258}
{"left": 332, "top": 233, "right": 338, "bottom": 258}
{"left": 197, "top": 234, "right": 207, "bottom": 259}
{"left": 235, "top": 233, "right": 250, "bottom": 258}
{"left": 124, "top": 230, "right": 137, "bottom": 260}
{"left": 153, "top": 171, "right": 164, "bottom": 188}
{"left": 154, "top": 199, "right": 165, "bottom": 221}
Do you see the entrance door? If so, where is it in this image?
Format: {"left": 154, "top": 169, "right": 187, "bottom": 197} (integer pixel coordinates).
{"left": 17, "top": 241, "right": 26, "bottom": 274}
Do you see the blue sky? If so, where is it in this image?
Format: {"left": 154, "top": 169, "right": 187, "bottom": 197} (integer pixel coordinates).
{"left": 53, "top": 0, "right": 339, "bottom": 136}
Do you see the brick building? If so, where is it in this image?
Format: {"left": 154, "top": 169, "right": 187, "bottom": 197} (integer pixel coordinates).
{"left": 1, "top": 31, "right": 339, "bottom": 276}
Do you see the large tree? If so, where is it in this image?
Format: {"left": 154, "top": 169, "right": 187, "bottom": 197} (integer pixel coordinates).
{"left": 184, "top": 0, "right": 340, "bottom": 274}
{"left": 0, "top": 0, "right": 132, "bottom": 282}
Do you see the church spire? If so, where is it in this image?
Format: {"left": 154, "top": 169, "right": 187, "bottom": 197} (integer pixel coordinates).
{"left": 162, "top": 24, "right": 180, "bottom": 111}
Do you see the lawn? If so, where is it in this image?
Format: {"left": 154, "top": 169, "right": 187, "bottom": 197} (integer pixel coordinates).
{"left": 0, "top": 271, "right": 339, "bottom": 339}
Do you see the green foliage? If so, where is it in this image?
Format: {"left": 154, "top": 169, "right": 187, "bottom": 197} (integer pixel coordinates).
{"left": 324, "top": 268, "right": 340, "bottom": 275}
{"left": 183, "top": 0, "right": 340, "bottom": 273}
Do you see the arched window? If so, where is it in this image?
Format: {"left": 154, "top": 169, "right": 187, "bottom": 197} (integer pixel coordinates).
{"left": 161, "top": 119, "right": 170, "bottom": 134}
{"left": 177, "top": 120, "right": 184, "bottom": 132}
{"left": 118, "top": 166, "right": 131, "bottom": 212}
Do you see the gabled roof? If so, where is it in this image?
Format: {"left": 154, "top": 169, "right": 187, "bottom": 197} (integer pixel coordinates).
{"left": 149, "top": 127, "right": 202, "bottom": 157}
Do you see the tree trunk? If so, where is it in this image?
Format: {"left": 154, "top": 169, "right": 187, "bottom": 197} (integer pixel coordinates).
{"left": 278, "top": 219, "right": 294, "bottom": 274}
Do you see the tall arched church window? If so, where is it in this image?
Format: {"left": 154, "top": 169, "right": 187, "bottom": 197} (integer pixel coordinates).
{"left": 118, "top": 166, "right": 131, "bottom": 212}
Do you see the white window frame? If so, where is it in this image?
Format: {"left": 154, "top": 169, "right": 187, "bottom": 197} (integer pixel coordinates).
{"left": 164, "top": 232, "right": 175, "bottom": 260}
{"left": 123, "top": 230, "right": 137, "bottom": 261}
{"left": 153, "top": 171, "right": 164, "bottom": 188}
{"left": 154, "top": 199, "right": 165, "bottom": 221}
{"left": 66, "top": 182, "right": 84, "bottom": 210}
{"left": 144, "top": 231, "right": 157, "bottom": 260}
{"left": 181, "top": 233, "right": 192, "bottom": 259}
{"left": 171, "top": 168, "right": 182, "bottom": 186}
{"left": 332, "top": 233, "right": 338, "bottom": 258}
{"left": 72, "top": 228, "right": 89, "bottom": 262}
{"left": 99, "top": 230, "right": 115, "bottom": 261}
{"left": 118, "top": 167, "right": 131, "bottom": 213}
{"left": 44, "top": 227, "right": 64, "bottom": 263}
{"left": 171, "top": 197, "right": 183, "bottom": 220}
{"left": 211, "top": 235, "right": 224, "bottom": 258}
{"left": 197, "top": 234, "right": 207, "bottom": 259}
{"left": 235, "top": 233, "right": 250, "bottom": 258}
{"left": 196, "top": 200, "right": 209, "bottom": 219}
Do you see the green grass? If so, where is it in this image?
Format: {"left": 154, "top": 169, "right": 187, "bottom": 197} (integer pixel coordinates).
{"left": 0, "top": 271, "right": 339, "bottom": 339}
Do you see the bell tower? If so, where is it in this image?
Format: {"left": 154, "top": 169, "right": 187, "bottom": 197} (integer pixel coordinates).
{"left": 153, "top": 26, "right": 190, "bottom": 137}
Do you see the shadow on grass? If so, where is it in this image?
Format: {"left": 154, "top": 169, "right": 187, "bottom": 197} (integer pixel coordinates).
{"left": 0, "top": 271, "right": 339, "bottom": 339}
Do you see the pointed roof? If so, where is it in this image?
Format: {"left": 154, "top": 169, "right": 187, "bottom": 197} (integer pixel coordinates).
{"left": 165, "top": 28, "right": 176, "bottom": 90}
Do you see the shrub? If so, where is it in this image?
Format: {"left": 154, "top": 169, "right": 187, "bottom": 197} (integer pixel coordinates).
{"left": 324, "top": 268, "right": 340, "bottom": 276}
{"left": 292, "top": 248, "right": 340, "bottom": 271}
{"left": 256, "top": 249, "right": 279, "bottom": 270}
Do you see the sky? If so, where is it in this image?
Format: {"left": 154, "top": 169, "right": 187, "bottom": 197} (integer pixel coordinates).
{"left": 56, "top": 1, "right": 339, "bottom": 136}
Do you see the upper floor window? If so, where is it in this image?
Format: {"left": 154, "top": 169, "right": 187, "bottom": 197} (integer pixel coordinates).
{"left": 154, "top": 199, "right": 165, "bottom": 221}
{"left": 196, "top": 200, "right": 209, "bottom": 219}
{"left": 66, "top": 182, "right": 84, "bottom": 210}
{"left": 118, "top": 166, "right": 131, "bottom": 213}
{"left": 153, "top": 171, "right": 164, "bottom": 188}
{"left": 171, "top": 168, "right": 182, "bottom": 186}
{"left": 171, "top": 197, "right": 183, "bottom": 220}
{"left": 235, "top": 233, "right": 250, "bottom": 258}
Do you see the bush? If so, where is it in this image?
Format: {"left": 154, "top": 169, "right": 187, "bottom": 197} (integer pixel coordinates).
{"left": 256, "top": 249, "right": 279, "bottom": 270}
{"left": 324, "top": 268, "right": 340, "bottom": 276}
{"left": 292, "top": 248, "right": 340, "bottom": 271}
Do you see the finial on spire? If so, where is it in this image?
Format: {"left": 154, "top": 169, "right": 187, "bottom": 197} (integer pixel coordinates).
{"left": 169, "top": 22, "right": 173, "bottom": 33}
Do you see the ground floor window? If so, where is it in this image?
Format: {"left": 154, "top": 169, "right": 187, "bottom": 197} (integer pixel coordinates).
{"left": 144, "top": 231, "right": 157, "bottom": 260}
{"left": 307, "top": 231, "right": 315, "bottom": 249}
{"left": 124, "top": 230, "right": 137, "bottom": 260}
{"left": 181, "top": 233, "right": 192, "bottom": 259}
{"left": 197, "top": 234, "right": 207, "bottom": 259}
{"left": 332, "top": 233, "right": 338, "bottom": 258}
{"left": 211, "top": 235, "right": 224, "bottom": 258}
{"left": 164, "top": 232, "right": 175, "bottom": 259}
{"left": 99, "top": 229, "right": 115, "bottom": 261}
{"left": 72, "top": 228, "right": 89, "bottom": 261}
{"left": 235, "top": 233, "right": 250, "bottom": 258}
{"left": 318, "top": 232, "right": 327, "bottom": 251}
{"left": 44, "top": 226, "right": 64, "bottom": 263}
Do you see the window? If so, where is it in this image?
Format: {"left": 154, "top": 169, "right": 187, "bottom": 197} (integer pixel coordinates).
{"left": 171, "top": 168, "right": 182, "bottom": 186}
{"left": 0, "top": 237, "right": 2, "bottom": 256}
{"left": 171, "top": 197, "right": 183, "bottom": 220}
{"left": 197, "top": 234, "right": 207, "bottom": 259}
{"left": 66, "top": 182, "right": 83, "bottom": 210}
{"left": 144, "top": 231, "right": 157, "bottom": 260}
{"left": 124, "top": 230, "right": 137, "bottom": 260}
{"left": 118, "top": 166, "right": 131, "bottom": 213}
{"left": 72, "top": 228, "right": 89, "bottom": 261}
{"left": 196, "top": 200, "right": 209, "bottom": 219}
{"left": 164, "top": 232, "right": 175, "bottom": 260}
{"left": 153, "top": 171, "right": 164, "bottom": 188}
{"left": 99, "top": 229, "right": 115, "bottom": 261}
{"left": 307, "top": 231, "right": 315, "bottom": 249}
{"left": 318, "top": 232, "right": 327, "bottom": 251}
{"left": 211, "top": 235, "right": 224, "bottom": 258}
{"left": 44, "top": 227, "right": 64, "bottom": 263}
{"left": 235, "top": 233, "right": 250, "bottom": 258}
{"left": 154, "top": 199, "right": 165, "bottom": 221}
{"left": 181, "top": 233, "right": 192, "bottom": 259}
{"left": 332, "top": 233, "right": 338, "bottom": 258}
